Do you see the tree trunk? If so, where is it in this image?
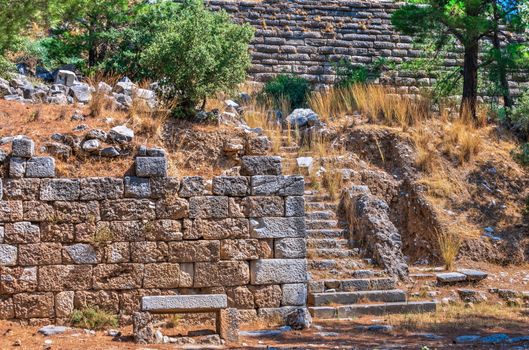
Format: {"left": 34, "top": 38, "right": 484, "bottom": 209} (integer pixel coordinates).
{"left": 461, "top": 42, "right": 479, "bottom": 121}
{"left": 492, "top": 0, "right": 513, "bottom": 111}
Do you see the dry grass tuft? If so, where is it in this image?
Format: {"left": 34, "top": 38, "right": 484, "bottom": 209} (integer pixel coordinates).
{"left": 436, "top": 229, "right": 461, "bottom": 271}
{"left": 442, "top": 120, "right": 482, "bottom": 164}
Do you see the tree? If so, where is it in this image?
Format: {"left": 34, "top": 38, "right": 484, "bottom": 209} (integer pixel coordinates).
{"left": 392, "top": 0, "right": 527, "bottom": 121}
{"left": 140, "top": 0, "right": 254, "bottom": 115}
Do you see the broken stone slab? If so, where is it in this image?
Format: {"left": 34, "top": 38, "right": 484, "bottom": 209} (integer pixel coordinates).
{"left": 25, "top": 157, "right": 55, "bottom": 178}
{"left": 38, "top": 325, "right": 70, "bottom": 336}
{"left": 135, "top": 157, "right": 167, "bottom": 178}
{"left": 436, "top": 272, "right": 467, "bottom": 284}
{"left": 457, "top": 289, "right": 487, "bottom": 303}
{"left": 109, "top": 125, "right": 134, "bottom": 143}
{"left": 240, "top": 156, "right": 282, "bottom": 176}
{"left": 457, "top": 268, "right": 488, "bottom": 282}
{"left": 285, "top": 308, "right": 312, "bottom": 330}
{"left": 142, "top": 294, "right": 228, "bottom": 313}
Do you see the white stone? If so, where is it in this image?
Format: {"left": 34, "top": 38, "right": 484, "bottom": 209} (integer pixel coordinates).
{"left": 282, "top": 283, "right": 307, "bottom": 306}
{"left": 250, "top": 217, "right": 306, "bottom": 238}
{"left": 250, "top": 259, "right": 307, "bottom": 285}
{"left": 0, "top": 244, "right": 17, "bottom": 265}
{"left": 142, "top": 294, "right": 227, "bottom": 313}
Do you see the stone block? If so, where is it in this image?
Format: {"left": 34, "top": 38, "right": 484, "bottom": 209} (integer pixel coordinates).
{"left": 3, "top": 179, "right": 40, "bottom": 200}
{"left": 55, "top": 291, "right": 74, "bottom": 318}
{"left": 63, "top": 243, "right": 99, "bottom": 264}
{"left": 143, "top": 263, "right": 180, "bottom": 288}
{"left": 0, "top": 267, "right": 37, "bottom": 293}
{"left": 22, "top": 201, "right": 54, "bottom": 222}
{"left": 194, "top": 261, "right": 250, "bottom": 287}
{"left": 168, "top": 241, "right": 220, "bottom": 262}
{"left": 104, "top": 242, "right": 130, "bottom": 263}
{"left": 9, "top": 157, "right": 26, "bottom": 178}
{"left": 245, "top": 136, "right": 271, "bottom": 156}
{"left": 0, "top": 297, "right": 14, "bottom": 319}
{"left": 285, "top": 196, "right": 304, "bottom": 217}
{"left": 144, "top": 220, "right": 182, "bottom": 241}
{"left": 457, "top": 269, "right": 488, "bottom": 281}
{"left": 155, "top": 198, "right": 189, "bottom": 219}
{"left": 101, "top": 199, "right": 156, "bottom": 220}
{"left": 274, "top": 238, "right": 307, "bottom": 259}
{"left": 41, "top": 223, "right": 74, "bottom": 242}
{"left": 250, "top": 259, "right": 307, "bottom": 285}
{"left": 142, "top": 294, "right": 227, "bottom": 313}
{"left": 79, "top": 178, "right": 124, "bottom": 200}
{"left": 93, "top": 264, "right": 143, "bottom": 290}
{"left": 38, "top": 265, "right": 93, "bottom": 291}
{"left": 180, "top": 263, "right": 194, "bottom": 288}
{"left": 0, "top": 244, "right": 17, "bottom": 265}
{"left": 74, "top": 290, "right": 119, "bottom": 313}
{"left": 54, "top": 201, "right": 99, "bottom": 223}
{"left": 228, "top": 198, "right": 245, "bottom": 218}
{"left": 189, "top": 196, "right": 229, "bottom": 219}
{"left": 0, "top": 201, "right": 23, "bottom": 222}
{"left": 40, "top": 179, "right": 80, "bottom": 201}
{"left": 218, "top": 308, "right": 239, "bottom": 343}
{"left": 135, "top": 157, "right": 167, "bottom": 177}
{"left": 436, "top": 272, "right": 467, "bottom": 284}
{"left": 25, "top": 157, "right": 55, "bottom": 178}
{"left": 130, "top": 241, "right": 168, "bottom": 263}
{"left": 282, "top": 283, "right": 307, "bottom": 306}
{"left": 252, "top": 285, "right": 282, "bottom": 308}
{"left": 240, "top": 156, "right": 282, "bottom": 176}
{"left": 149, "top": 177, "right": 179, "bottom": 199}
{"left": 226, "top": 286, "right": 254, "bottom": 309}
{"left": 189, "top": 218, "right": 249, "bottom": 240}
{"left": 220, "top": 239, "right": 266, "bottom": 260}
{"left": 4, "top": 222, "right": 40, "bottom": 243}
{"left": 19, "top": 243, "right": 62, "bottom": 265}
{"left": 0, "top": 226, "right": 3, "bottom": 243}
{"left": 124, "top": 176, "right": 152, "bottom": 198}
{"left": 242, "top": 196, "right": 284, "bottom": 217}
{"left": 212, "top": 177, "right": 249, "bottom": 196}
{"left": 97, "top": 221, "right": 145, "bottom": 242}
{"left": 250, "top": 217, "right": 306, "bottom": 238}
{"left": 13, "top": 293, "right": 54, "bottom": 319}
{"left": 12, "top": 137, "right": 35, "bottom": 158}
{"left": 251, "top": 176, "right": 304, "bottom": 196}
{"left": 133, "top": 312, "right": 156, "bottom": 344}
{"left": 179, "top": 176, "right": 205, "bottom": 197}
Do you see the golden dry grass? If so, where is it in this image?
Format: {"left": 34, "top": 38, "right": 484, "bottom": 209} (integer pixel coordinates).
{"left": 436, "top": 229, "right": 462, "bottom": 271}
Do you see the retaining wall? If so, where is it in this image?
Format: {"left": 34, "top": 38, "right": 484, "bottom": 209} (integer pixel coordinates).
{"left": 0, "top": 141, "right": 308, "bottom": 324}
{"left": 210, "top": 0, "right": 529, "bottom": 96}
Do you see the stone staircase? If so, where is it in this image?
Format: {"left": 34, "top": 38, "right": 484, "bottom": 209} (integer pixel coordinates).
{"left": 277, "top": 136, "right": 438, "bottom": 320}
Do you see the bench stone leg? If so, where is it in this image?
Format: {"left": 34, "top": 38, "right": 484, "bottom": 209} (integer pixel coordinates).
{"left": 217, "top": 308, "right": 239, "bottom": 343}
{"left": 133, "top": 312, "right": 159, "bottom": 344}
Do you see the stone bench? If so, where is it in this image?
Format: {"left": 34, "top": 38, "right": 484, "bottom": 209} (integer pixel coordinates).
{"left": 133, "top": 294, "right": 239, "bottom": 344}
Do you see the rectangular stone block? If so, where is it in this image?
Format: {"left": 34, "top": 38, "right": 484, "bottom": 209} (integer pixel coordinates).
{"left": 250, "top": 259, "right": 307, "bottom": 285}
{"left": 54, "top": 201, "right": 99, "bottom": 223}
{"left": 168, "top": 241, "right": 220, "bottom": 262}
{"left": 74, "top": 290, "right": 119, "bottom": 314}
{"left": 79, "top": 178, "right": 124, "bottom": 200}
{"left": 220, "top": 239, "right": 267, "bottom": 260}
{"left": 187, "top": 218, "right": 249, "bottom": 240}
{"left": 38, "top": 265, "right": 93, "bottom": 291}
{"left": 63, "top": 243, "right": 99, "bottom": 264}
{"left": 142, "top": 294, "right": 227, "bottom": 313}
{"left": 274, "top": 238, "right": 307, "bottom": 258}
{"left": 0, "top": 201, "right": 23, "bottom": 222}
{"left": 155, "top": 198, "right": 189, "bottom": 219}
{"left": 25, "top": 157, "right": 55, "bottom": 178}
{"left": 40, "top": 179, "right": 80, "bottom": 201}
{"left": 100, "top": 199, "right": 156, "bottom": 221}
{"left": 218, "top": 308, "right": 240, "bottom": 343}
{"left": 144, "top": 220, "right": 183, "bottom": 241}
{"left": 212, "top": 176, "right": 249, "bottom": 196}
{"left": 55, "top": 291, "right": 74, "bottom": 318}
{"left": 242, "top": 196, "right": 284, "bottom": 217}
{"left": 9, "top": 157, "right": 26, "bottom": 178}
{"left": 22, "top": 201, "right": 54, "bottom": 222}
{"left": 240, "top": 156, "right": 282, "bottom": 176}
{"left": 19, "top": 243, "right": 62, "bottom": 265}
{"left": 41, "top": 223, "right": 74, "bottom": 242}
{"left": 124, "top": 176, "right": 151, "bottom": 198}
{"left": 282, "top": 283, "right": 307, "bottom": 306}
{"left": 4, "top": 222, "right": 40, "bottom": 243}
{"left": 189, "top": 196, "right": 229, "bottom": 219}
{"left": 93, "top": 264, "right": 143, "bottom": 290}
{"left": 3, "top": 179, "right": 40, "bottom": 200}
{"left": 13, "top": 292, "right": 54, "bottom": 319}
{"left": 250, "top": 217, "right": 306, "bottom": 238}
{"left": 135, "top": 157, "right": 167, "bottom": 177}
{"left": 285, "top": 196, "right": 304, "bottom": 217}
{"left": 0, "top": 267, "right": 37, "bottom": 293}
{"left": 179, "top": 176, "right": 205, "bottom": 197}
{"left": 130, "top": 241, "right": 167, "bottom": 263}
{"left": 0, "top": 297, "right": 14, "bottom": 319}
{"left": 104, "top": 242, "right": 130, "bottom": 263}
{"left": 194, "top": 261, "right": 250, "bottom": 287}
{"left": 0, "top": 245, "right": 18, "bottom": 266}
{"left": 143, "top": 263, "right": 180, "bottom": 288}
{"left": 150, "top": 177, "right": 180, "bottom": 199}
{"left": 12, "top": 137, "right": 35, "bottom": 158}
{"left": 251, "top": 176, "right": 304, "bottom": 196}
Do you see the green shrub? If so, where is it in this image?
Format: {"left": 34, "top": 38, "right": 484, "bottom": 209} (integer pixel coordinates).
{"left": 511, "top": 89, "right": 529, "bottom": 135}
{"left": 70, "top": 307, "right": 118, "bottom": 330}
{"left": 513, "top": 142, "right": 529, "bottom": 166}
{"left": 335, "top": 57, "right": 390, "bottom": 88}
{"left": 262, "top": 74, "right": 311, "bottom": 110}
{"left": 140, "top": 0, "right": 254, "bottom": 116}
{"left": 0, "top": 55, "right": 15, "bottom": 79}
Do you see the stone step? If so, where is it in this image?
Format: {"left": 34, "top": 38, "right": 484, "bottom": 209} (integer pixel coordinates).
{"left": 306, "top": 210, "right": 336, "bottom": 220}
{"left": 309, "top": 301, "right": 438, "bottom": 319}
{"left": 307, "top": 229, "right": 347, "bottom": 239}
{"left": 307, "top": 238, "right": 349, "bottom": 249}
{"left": 308, "top": 259, "right": 365, "bottom": 271}
{"left": 306, "top": 220, "right": 340, "bottom": 230}
{"left": 309, "top": 278, "right": 396, "bottom": 293}
{"left": 308, "top": 248, "right": 358, "bottom": 259}
{"left": 279, "top": 146, "right": 300, "bottom": 153}
{"left": 309, "top": 289, "right": 407, "bottom": 306}
{"left": 305, "top": 194, "right": 333, "bottom": 202}
{"left": 305, "top": 202, "right": 338, "bottom": 211}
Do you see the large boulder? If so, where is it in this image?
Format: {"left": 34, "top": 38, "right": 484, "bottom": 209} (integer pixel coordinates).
{"left": 286, "top": 109, "right": 319, "bottom": 128}
{"left": 69, "top": 83, "right": 92, "bottom": 103}
{"left": 109, "top": 125, "right": 134, "bottom": 143}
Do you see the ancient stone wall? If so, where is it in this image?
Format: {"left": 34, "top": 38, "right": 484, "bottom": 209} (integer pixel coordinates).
{"left": 209, "top": 0, "right": 529, "bottom": 96}
{"left": 0, "top": 138, "right": 308, "bottom": 324}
